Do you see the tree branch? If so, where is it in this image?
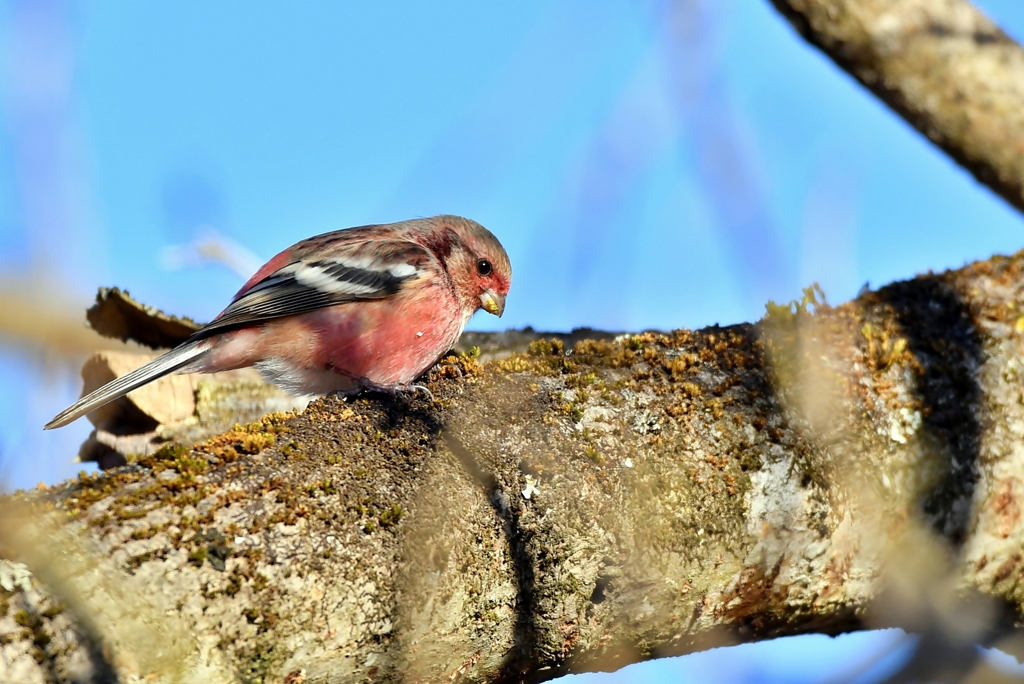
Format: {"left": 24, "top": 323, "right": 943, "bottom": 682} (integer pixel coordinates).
{"left": 768, "top": 0, "right": 1024, "bottom": 214}
{"left": 5, "top": 250, "right": 1024, "bottom": 681}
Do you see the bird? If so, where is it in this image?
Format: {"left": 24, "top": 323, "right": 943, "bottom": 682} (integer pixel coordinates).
{"left": 45, "top": 215, "right": 511, "bottom": 429}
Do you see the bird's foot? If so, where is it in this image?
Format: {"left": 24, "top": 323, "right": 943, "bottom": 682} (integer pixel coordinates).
{"left": 383, "top": 383, "right": 434, "bottom": 402}
{"left": 359, "top": 381, "right": 434, "bottom": 403}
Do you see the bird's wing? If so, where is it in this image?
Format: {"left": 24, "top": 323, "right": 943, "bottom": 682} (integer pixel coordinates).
{"left": 191, "top": 238, "right": 433, "bottom": 340}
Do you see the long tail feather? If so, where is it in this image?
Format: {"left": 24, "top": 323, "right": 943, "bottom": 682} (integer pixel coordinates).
{"left": 44, "top": 342, "right": 210, "bottom": 430}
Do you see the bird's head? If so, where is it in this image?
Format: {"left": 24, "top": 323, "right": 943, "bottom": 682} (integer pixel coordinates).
{"left": 434, "top": 216, "right": 512, "bottom": 319}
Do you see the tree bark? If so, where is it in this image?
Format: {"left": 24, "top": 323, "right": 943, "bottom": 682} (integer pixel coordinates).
{"left": 4, "top": 250, "right": 1024, "bottom": 682}
{"left": 767, "top": 0, "right": 1024, "bottom": 215}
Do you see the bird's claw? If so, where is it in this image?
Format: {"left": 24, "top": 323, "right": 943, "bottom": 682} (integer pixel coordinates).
{"left": 408, "top": 384, "right": 434, "bottom": 401}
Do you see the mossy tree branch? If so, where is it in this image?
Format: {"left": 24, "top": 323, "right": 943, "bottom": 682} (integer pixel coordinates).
{"left": 4, "top": 250, "right": 1024, "bottom": 681}
{"left": 767, "top": 0, "right": 1024, "bottom": 215}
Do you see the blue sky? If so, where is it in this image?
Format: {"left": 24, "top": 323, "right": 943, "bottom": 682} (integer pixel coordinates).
{"left": 2, "top": 1, "right": 1024, "bottom": 681}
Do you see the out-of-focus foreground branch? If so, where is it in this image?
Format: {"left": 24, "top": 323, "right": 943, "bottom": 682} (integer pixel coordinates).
{"left": 768, "top": 0, "right": 1024, "bottom": 215}
{"left": 3, "top": 250, "right": 1024, "bottom": 682}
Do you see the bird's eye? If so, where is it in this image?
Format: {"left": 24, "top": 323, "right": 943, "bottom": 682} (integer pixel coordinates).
{"left": 477, "top": 259, "right": 492, "bottom": 277}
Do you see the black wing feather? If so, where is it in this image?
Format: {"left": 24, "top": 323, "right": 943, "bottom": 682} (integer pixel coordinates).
{"left": 189, "top": 258, "right": 417, "bottom": 341}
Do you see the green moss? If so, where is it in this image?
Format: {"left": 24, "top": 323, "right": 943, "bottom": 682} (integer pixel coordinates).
{"left": 13, "top": 609, "right": 38, "bottom": 629}
{"left": 224, "top": 573, "right": 243, "bottom": 597}
{"left": 104, "top": 482, "right": 162, "bottom": 521}
{"left": 764, "top": 283, "right": 828, "bottom": 323}
{"left": 188, "top": 546, "right": 208, "bottom": 568}
{"left": 126, "top": 549, "right": 165, "bottom": 570}
{"left": 171, "top": 487, "right": 205, "bottom": 508}
{"left": 129, "top": 523, "right": 166, "bottom": 541}
{"left": 152, "top": 443, "right": 190, "bottom": 462}
{"left": 304, "top": 477, "right": 338, "bottom": 496}
{"left": 527, "top": 338, "right": 564, "bottom": 357}
{"left": 450, "top": 345, "right": 482, "bottom": 359}
{"left": 564, "top": 372, "right": 598, "bottom": 388}
{"left": 379, "top": 504, "right": 404, "bottom": 529}
{"left": 861, "top": 322, "right": 911, "bottom": 371}
{"left": 31, "top": 631, "right": 51, "bottom": 648}
{"left": 174, "top": 456, "right": 208, "bottom": 477}
{"left": 623, "top": 335, "right": 646, "bottom": 351}
{"left": 237, "top": 641, "right": 284, "bottom": 684}
{"left": 557, "top": 399, "right": 586, "bottom": 422}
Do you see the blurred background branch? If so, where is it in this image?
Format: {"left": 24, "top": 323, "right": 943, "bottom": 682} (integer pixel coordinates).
{"left": 0, "top": 280, "right": 131, "bottom": 356}
{"left": 769, "top": 0, "right": 1024, "bottom": 215}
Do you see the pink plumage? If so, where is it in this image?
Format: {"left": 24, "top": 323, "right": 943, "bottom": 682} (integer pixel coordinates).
{"left": 45, "top": 215, "right": 512, "bottom": 429}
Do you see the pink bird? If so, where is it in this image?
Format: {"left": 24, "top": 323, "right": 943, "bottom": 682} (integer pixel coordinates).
{"left": 46, "top": 215, "right": 512, "bottom": 429}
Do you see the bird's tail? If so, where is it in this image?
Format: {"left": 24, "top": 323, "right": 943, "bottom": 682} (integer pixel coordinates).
{"left": 44, "top": 342, "right": 210, "bottom": 430}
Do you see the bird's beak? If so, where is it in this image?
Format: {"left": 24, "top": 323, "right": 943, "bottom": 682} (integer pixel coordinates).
{"left": 479, "top": 290, "right": 505, "bottom": 317}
